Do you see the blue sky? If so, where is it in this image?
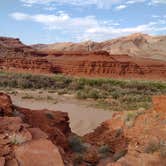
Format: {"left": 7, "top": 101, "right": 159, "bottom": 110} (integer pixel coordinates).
{"left": 0, "top": 0, "right": 166, "bottom": 44}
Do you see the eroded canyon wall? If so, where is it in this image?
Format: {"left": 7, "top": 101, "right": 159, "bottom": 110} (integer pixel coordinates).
{"left": 0, "top": 37, "right": 166, "bottom": 80}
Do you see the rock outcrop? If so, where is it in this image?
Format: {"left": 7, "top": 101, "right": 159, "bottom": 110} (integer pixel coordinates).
{"left": 0, "top": 93, "right": 71, "bottom": 165}
{"left": 0, "top": 37, "right": 47, "bottom": 58}
{"left": 0, "top": 48, "right": 166, "bottom": 80}
{"left": 0, "top": 36, "right": 166, "bottom": 80}
{"left": 0, "top": 92, "right": 166, "bottom": 165}
{"left": 14, "top": 139, "right": 64, "bottom": 166}
{"left": 81, "top": 95, "right": 166, "bottom": 165}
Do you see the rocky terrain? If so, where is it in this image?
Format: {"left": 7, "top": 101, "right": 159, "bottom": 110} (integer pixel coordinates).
{"left": 33, "top": 33, "right": 166, "bottom": 61}
{"left": 0, "top": 36, "right": 166, "bottom": 80}
{"left": 0, "top": 92, "right": 165, "bottom": 165}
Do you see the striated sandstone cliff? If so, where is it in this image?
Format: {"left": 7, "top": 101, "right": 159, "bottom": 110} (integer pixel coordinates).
{"left": 0, "top": 37, "right": 166, "bottom": 80}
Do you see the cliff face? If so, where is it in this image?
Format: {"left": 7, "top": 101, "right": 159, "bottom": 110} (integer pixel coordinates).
{"left": 0, "top": 37, "right": 166, "bottom": 80}
{"left": 0, "top": 37, "right": 47, "bottom": 58}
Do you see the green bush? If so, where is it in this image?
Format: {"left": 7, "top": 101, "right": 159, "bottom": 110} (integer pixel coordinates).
{"left": 144, "top": 141, "right": 160, "bottom": 153}
{"left": 68, "top": 135, "right": 87, "bottom": 153}
{"left": 98, "top": 145, "right": 111, "bottom": 158}
{"left": 113, "top": 149, "right": 127, "bottom": 161}
{"left": 0, "top": 71, "right": 166, "bottom": 111}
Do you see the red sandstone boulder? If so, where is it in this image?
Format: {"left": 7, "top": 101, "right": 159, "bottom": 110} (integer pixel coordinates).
{"left": 153, "top": 95, "right": 166, "bottom": 113}
{"left": 84, "top": 120, "right": 128, "bottom": 153}
{"left": 114, "top": 152, "right": 165, "bottom": 166}
{"left": 5, "top": 159, "right": 18, "bottom": 166}
{"left": 14, "top": 139, "right": 64, "bottom": 166}
{"left": 0, "top": 93, "right": 13, "bottom": 116}
{"left": 15, "top": 107, "right": 71, "bottom": 150}
{"left": 28, "top": 128, "right": 48, "bottom": 139}
{"left": 0, "top": 157, "right": 5, "bottom": 166}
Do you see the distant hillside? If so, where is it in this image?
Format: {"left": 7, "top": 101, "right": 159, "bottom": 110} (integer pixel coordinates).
{"left": 32, "top": 33, "right": 166, "bottom": 61}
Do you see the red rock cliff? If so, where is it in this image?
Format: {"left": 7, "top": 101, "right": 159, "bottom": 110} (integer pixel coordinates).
{"left": 0, "top": 37, "right": 166, "bottom": 80}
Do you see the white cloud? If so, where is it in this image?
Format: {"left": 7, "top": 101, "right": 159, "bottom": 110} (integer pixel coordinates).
{"left": 10, "top": 12, "right": 98, "bottom": 31}
{"left": 20, "top": 0, "right": 166, "bottom": 9}
{"left": 20, "top": 0, "right": 125, "bottom": 9}
{"left": 10, "top": 12, "right": 166, "bottom": 41}
{"left": 126, "top": 0, "right": 146, "bottom": 4}
{"left": 115, "top": 5, "right": 127, "bottom": 10}
{"left": 10, "top": 12, "right": 30, "bottom": 20}
{"left": 151, "top": 0, "right": 166, "bottom": 4}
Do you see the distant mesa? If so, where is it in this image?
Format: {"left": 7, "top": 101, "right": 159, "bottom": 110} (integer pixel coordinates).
{"left": 32, "top": 33, "right": 166, "bottom": 61}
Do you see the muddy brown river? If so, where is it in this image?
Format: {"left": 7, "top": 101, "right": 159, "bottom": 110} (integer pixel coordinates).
{"left": 6, "top": 89, "right": 113, "bottom": 135}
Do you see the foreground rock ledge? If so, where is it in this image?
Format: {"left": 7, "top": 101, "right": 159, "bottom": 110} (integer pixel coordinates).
{"left": 0, "top": 92, "right": 166, "bottom": 166}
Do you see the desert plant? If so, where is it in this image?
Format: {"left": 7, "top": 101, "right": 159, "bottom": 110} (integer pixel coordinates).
{"left": 9, "top": 133, "right": 27, "bottom": 145}
{"left": 0, "top": 71, "right": 166, "bottom": 111}
{"left": 98, "top": 144, "right": 111, "bottom": 158}
{"left": 159, "top": 141, "right": 166, "bottom": 158}
{"left": 144, "top": 141, "right": 160, "bottom": 153}
{"left": 68, "top": 135, "right": 87, "bottom": 153}
{"left": 73, "top": 154, "right": 83, "bottom": 166}
{"left": 144, "top": 140, "right": 166, "bottom": 157}
{"left": 113, "top": 149, "right": 128, "bottom": 161}
{"left": 45, "top": 113, "right": 54, "bottom": 120}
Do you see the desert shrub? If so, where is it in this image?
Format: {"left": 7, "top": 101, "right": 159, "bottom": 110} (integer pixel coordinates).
{"left": 0, "top": 71, "right": 166, "bottom": 111}
{"left": 46, "top": 95, "right": 54, "bottom": 100}
{"left": 124, "top": 110, "right": 145, "bottom": 128}
{"left": 73, "top": 154, "right": 83, "bottom": 166}
{"left": 87, "top": 89, "right": 101, "bottom": 99}
{"left": 144, "top": 140, "right": 166, "bottom": 157}
{"left": 57, "top": 89, "right": 68, "bottom": 95}
{"left": 144, "top": 141, "right": 160, "bottom": 153}
{"left": 22, "top": 94, "right": 34, "bottom": 99}
{"left": 45, "top": 113, "right": 54, "bottom": 120}
{"left": 98, "top": 145, "right": 111, "bottom": 158}
{"left": 159, "top": 141, "right": 166, "bottom": 158}
{"left": 76, "top": 90, "right": 87, "bottom": 99}
{"left": 9, "top": 133, "right": 27, "bottom": 145}
{"left": 113, "top": 149, "right": 127, "bottom": 161}
{"left": 68, "top": 135, "right": 87, "bottom": 153}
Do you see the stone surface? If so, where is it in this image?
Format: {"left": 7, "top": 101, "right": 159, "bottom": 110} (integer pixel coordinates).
{"left": 15, "top": 107, "right": 71, "bottom": 150}
{"left": 14, "top": 139, "right": 64, "bottom": 166}
{"left": 0, "top": 93, "right": 13, "bottom": 116}
{"left": 5, "top": 159, "right": 18, "bottom": 166}
{"left": 0, "top": 157, "right": 5, "bottom": 166}
{"left": 28, "top": 128, "right": 48, "bottom": 139}
{"left": 153, "top": 95, "right": 166, "bottom": 113}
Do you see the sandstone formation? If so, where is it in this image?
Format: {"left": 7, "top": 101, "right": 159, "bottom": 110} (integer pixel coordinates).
{"left": 0, "top": 37, "right": 47, "bottom": 58}
{"left": 0, "top": 92, "right": 166, "bottom": 165}
{"left": 0, "top": 37, "right": 166, "bottom": 80}
{"left": 33, "top": 33, "right": 166, "bottom": 61}
{"left": 0, "top": 92, "right": 73, "bottom": 165}
{"left": 14, "top": 139, "right": 64, "bottom": 166}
